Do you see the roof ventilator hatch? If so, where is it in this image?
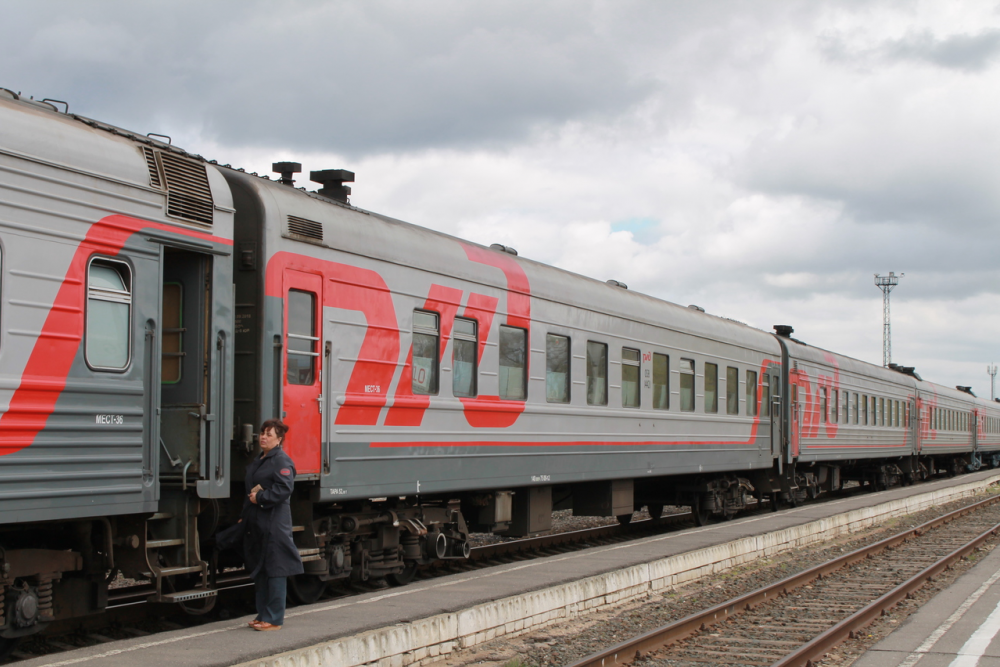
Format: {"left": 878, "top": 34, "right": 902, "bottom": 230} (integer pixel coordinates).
{"left": 143, "top": 148, "right": 214, "bottom": 226}
{"left": 311, "top": 169, "right": 354, "bottom": 203}
{"left": 490, "top": 244, "right": 518, "bottom": 256}
{"left": 287, "top": 215, "right": 324, "bottom": 243}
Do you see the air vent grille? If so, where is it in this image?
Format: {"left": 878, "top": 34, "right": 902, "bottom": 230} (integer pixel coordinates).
{"left": 160, "top": 152, "right": 214, "bottom": 226}
{"left": 287, "top": 215, "right": 324, "bottom": 242}
{"left": 141, "top": 147, "right": 162, "bottom": 189}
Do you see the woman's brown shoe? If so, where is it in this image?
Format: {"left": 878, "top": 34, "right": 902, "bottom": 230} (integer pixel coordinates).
{"left": 248, "top": 620, "right": 262, "bottom": 628}
{"left": 254, "top": 622, "right": 281, "bottom": 631}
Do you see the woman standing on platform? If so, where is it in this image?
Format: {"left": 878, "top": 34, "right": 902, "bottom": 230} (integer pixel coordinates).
{"left": 243, "top": 419, "right": 303, "bottom": 631}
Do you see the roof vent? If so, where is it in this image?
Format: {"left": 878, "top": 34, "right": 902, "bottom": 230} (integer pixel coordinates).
{"left": 311, "top": 169, "right": 354, "bottom": 203}
{"left": 773, "top": 325, "right": 793, "bottom": 337}
{"left": 158, "top": 152, "right": 214, "bottom": 225}
{"left": 688, "top": 304, "right": 705, "bottom": 313}
{"left": 141, "top": 147, "right": 162, "bottom": 189}
{"left": 606, "top": 280, "right": 628, "bottom": 289}
{"left": 888, "top": 363, "right": 922, "bottom": 380}
{"left": 957, "top": 386, "right": 976, "bottom": 396}
{"left": 287, "top": 215, "right": 323, "bottom": 242}
{"left": 273, "top": 161, "right": 301, "bottom": 187}
{"left": 490, "top": 244, "right": 518, "bottom": 256}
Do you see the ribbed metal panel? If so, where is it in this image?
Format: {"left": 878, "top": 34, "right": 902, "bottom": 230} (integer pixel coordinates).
{"left": 287, "top": 215, "right": 324, "bottom": 242}
{"left": 160, "top": 152, "right": 214, "bottom": 225}
{"left": 141, "top": 147, "right": 162, "bottom": 189}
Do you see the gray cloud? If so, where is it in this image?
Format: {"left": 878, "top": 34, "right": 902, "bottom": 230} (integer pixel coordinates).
{"left": 883, "top": 29, "right": 1000, "bottom": 71}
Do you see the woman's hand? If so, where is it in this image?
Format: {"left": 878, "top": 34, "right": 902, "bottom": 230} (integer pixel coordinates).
{"left": 249, "top": 490, "right": 258, "bottom": 504}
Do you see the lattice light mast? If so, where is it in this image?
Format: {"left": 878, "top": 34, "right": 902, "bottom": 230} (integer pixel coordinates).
{"left": 989, "top": 364, "right": 998, "bottom": 401}
{"left": 874, "top": 272, "right": 903, "bottom": 367}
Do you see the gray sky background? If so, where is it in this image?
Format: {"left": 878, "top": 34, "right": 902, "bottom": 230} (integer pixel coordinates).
{"left": 3, "top": 0, "right": 998, "bottom": 396}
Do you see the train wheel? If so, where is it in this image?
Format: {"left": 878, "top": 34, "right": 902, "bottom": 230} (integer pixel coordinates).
{"left": 692, "top": 497, "right": 711, "bottom": 526}
{"left": 288, "top": 574, "right": 327, "bottom": 605}
{"left": 616, "top": 513, "right": 633, "bottom": 525}
{"left": 387, "top": 562, "right": 419, "bottom": 587}
{"left": 647, "top": 504, "right": 664, "bottom": 520}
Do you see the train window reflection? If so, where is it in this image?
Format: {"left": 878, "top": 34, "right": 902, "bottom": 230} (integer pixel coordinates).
{"left": 746, "top": 370, "right": 757, "bottom": 417}
{"left": 546, "top": 334, "right": 570, "bottom": 403}
{"left": 820, "top": 387, "right": 828, "bottom": 424}
{"left": 680, "top": 358, "right": 695, "bottom": 412}
{"left": 622, "top": 347, "right": 640, "bottom": 408}
{"left": 832, "top": 389, "right": 839, "bottom": 424}
{"left": 499, "top": 325, "right": 526, "bottom": 400}
{"left": 704, "top": 363, "right": 718, "bottom": 414}
{"left": 586, "top": 341, "right": 608, "bottom": 406}
{"left": 286, "top": 290, "right": 318, "bottom": 386}
{"left": 726, "top": 367, "right": 739, "bottom": 415}
{"left": 86, "top": 259, "right": 132, "bottom": 370}
{"left": 862, "top": 394, "right": 868, "bottom": 425}
{"left": 452, "top": 317, "right": 477, "bottom": 398}
{"left": 762, "top": 374, "right": 770, "bottom": 417}
{"left": 653, "top": 353, "right": 669, "bottom": 410}
{"left": 412, "top": 310, "right": 439, "bottom": 395}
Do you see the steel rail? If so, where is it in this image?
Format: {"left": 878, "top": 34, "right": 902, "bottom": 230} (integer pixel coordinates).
{"left": 566, "top": 493, "right": 1000, "bottom": 667}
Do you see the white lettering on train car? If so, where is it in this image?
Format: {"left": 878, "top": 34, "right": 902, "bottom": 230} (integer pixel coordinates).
{"left": 364, "top": 385, "right": 381, "bottom": 393}
{"left": 328, "top": 488, "right": 348, "bottom": 496}
{"left": 95, "top": 415, "right": 124, "bottom": 425}
{"left": 531, "top": 475, "right": 551, "bottom": 482}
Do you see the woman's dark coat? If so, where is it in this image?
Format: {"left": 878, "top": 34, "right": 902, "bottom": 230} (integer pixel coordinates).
{"left": 242, "top": 446, "right": 304, "bottom": 578}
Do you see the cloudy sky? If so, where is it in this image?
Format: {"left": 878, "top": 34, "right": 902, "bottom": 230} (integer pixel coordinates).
{"left": 3, "top": 0, "right": 999, "bottom": 396}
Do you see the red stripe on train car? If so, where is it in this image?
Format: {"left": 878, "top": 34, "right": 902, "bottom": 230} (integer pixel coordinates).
{"left": 0, "top": 215, "right": 231, "bottom": 456}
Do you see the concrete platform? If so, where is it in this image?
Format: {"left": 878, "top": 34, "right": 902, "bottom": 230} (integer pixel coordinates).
{"left": 855, "top": 507, "right": 1000, "bottom": 667}
{"left": 24, "top": 470, "right": 1000, "bottom": 667}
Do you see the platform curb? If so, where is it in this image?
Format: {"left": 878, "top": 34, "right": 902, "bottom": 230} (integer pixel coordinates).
{"left": 235, "top": 474, "right": 1000, "bottom": 667}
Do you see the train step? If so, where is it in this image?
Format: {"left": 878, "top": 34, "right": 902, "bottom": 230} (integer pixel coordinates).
{"left": 152, "top": 588, "right": 218, "bottom": 604}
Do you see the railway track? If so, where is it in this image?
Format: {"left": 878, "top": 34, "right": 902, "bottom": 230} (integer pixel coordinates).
{"left": 567, "top": 494, "right": 1000, "bottom": 667}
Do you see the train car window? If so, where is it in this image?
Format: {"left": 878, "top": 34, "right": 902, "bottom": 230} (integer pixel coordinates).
{"left": 704, "top": 363, "right": 719, "bottom": 414}
{"left": 86, "top": 259, "right": 132, "bottom": 370}
{"left": 452, "top": 317, "right": 477, "bottom": 398}
{"left": 411, "top": 310, "right": 439, "bottom": 395}
{"left": 853, "top": 393, "right": 859, "bottom": 424}
{"left": 843, "top": 391, "right": 850, "bottom": 423}
{"left": 880, "top": 398, "right": 886, "bottom": 426}
{"left": 161, "top": 282, "right": 183, "bottom": 383}
{"left": 586, "top": 341, "right": 608, "bottom": 406}
{"left": 499, "top": 325, "right": 527, "bottom": 400}
{"left": 725, "top": 367, "right": 739, "bottom": 415}
{"left": 820, "top": 387, "right": 828, "bottom": 424}
{"left": 896, "top": 401, "right": 901, "bottom": 427}
{"left": 762, "top": 375, "right": 770, "bottom": 417}
{"left": 622, "top": 347, "right": 641, "bottom": 408}
{"left": 287, "top": 290, "right": 318, "bottom": 385}
{"left": 545, "top": 334, "right": 571, "bottom": 403}
{"left": 746, "top": 370, "right": 758, "bottom": 417}
{"left": 861, "top": 394, "right": 868, "bottom": 425}
{"left": 652, "top": 353, "right": 669, "bottom": 410}
{"left": 680, "top": 358, "right": 695, "bottom": 411}
{"left": 832, "top": 390, "right": 839, "bottom": 424}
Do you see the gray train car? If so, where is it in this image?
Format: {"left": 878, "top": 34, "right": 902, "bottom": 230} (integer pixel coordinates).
{"left": 0, "top": 89, "right": 994, "bottom": 642}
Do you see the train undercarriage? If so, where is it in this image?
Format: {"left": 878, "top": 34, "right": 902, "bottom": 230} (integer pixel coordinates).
{"left": 0, "top": 452, "right": 993, "bottom": 649}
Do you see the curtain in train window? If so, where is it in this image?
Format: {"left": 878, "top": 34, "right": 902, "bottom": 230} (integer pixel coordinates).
{"left": 746, "top": 370, "right": 757, "bottom": 417}
{"left": 622, "top": 348, "right": 640, "bottom": 408}
{"left": 546, "top": 334, "right": 570, "bottom": 403}
{"left": 680, "top": 358, "right": 695, "bottom": 412}
{"left": 499, "top": 325, "right": 526, "bottom": 400}
{"left": 762, "top": 374, "right": 770, "bottom": 417}
{"left": 412, "top": 310, "right": 439, "bottom": 395}
{"left": 704, "top": 363, "right": 718, "bottom": 413}
{"left": 726, "top": 367, "right": 739, "bottom": 415}
{"left": 86, "top": 260, "right": 132, "bottom": 370}
{"left": 287, "top": 290, "right": 318, "bottom": 385}
{"left": 452, "top": 317, "right": 477, "bottom": 398}
{"left": 652, "top": 353, "right": 669, "bottom": 410}
{"left": 586, "top": 341, "right": 608, "bottom": 406}
{"left": 161, "top": 282, "right": 183, "bottom": 383}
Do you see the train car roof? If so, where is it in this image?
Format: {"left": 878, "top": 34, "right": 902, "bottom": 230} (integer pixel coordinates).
{"left": 229, "top": 168, "right": 781, "bottom": 355}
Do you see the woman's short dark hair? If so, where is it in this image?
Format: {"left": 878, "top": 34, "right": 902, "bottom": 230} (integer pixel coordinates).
{"left": 260, "top": 419, "right": 289, "bottom": 441}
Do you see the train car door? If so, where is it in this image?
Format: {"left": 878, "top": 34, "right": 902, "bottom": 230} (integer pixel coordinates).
{"left": 282, "top": 269, "right": 323, "bottom": 474}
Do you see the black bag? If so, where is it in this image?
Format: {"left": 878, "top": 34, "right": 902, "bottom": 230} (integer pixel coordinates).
{"left": 215, "top": 522, "right": 245, "bottom": 552}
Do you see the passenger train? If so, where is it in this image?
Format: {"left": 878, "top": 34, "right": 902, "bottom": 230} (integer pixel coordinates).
{"left": 0, "top": 89, "right": 998, "bottom": 643}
